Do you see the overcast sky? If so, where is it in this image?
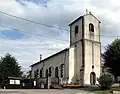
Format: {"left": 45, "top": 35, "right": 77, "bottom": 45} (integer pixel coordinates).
{"left": 0, "top": 0, "right": 120, "bottom": 72}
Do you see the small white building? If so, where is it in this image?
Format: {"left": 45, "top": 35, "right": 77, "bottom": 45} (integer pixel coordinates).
{"left": 30, "top": 11, "right": 101, "bottom": 87}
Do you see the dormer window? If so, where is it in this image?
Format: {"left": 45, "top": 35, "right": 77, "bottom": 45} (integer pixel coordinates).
{"left": 75, "top": 25, "right": 79, "bottom": 34}
{"left": 89, "top": 23, "right": 94, "bottom": 32}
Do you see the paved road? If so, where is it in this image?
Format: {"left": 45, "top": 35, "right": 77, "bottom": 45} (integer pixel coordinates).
{"left": 0, "top": 89, "right": 96, "bottom": 94}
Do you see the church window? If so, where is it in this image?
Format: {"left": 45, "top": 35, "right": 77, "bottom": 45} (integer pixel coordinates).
{"left": 75, "top": 44, "right": 77, "bottom": 47}
{"left": 55, "top": 67, "right": 59, "bottom": 78}
{"left": 49, "top": 67, "right": 52, "bottom": 77}
{"left": 60, "top": 64, "right": 64, "bottom": 78}
{"left": 40, "top": 68, "right": 43, "bottom": 78}
{"left": 34, "top": 69, "right": 39, "bottom": 79}
{"left": 46, "top": 69, "right": 48, "bottom": 78}
{"left": 75, "top": 25, "right": 79, "bottom": 34}
{"left": 34, "top": 71, "right": 36, "bottom": 78}
{"left": 89, "top": 23, "right": 94, "bottom": 32}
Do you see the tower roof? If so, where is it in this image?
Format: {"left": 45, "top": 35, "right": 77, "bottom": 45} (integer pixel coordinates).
{"left": 69, "top": 13, "right": 101, "bottom": 26}
{"left": 69, "top": 16, "right": 83, "bottom": 26}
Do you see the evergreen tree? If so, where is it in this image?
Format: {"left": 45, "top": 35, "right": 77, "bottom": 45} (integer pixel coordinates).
{"left": 0, "top": 53, "right": 23, "bottom": 81}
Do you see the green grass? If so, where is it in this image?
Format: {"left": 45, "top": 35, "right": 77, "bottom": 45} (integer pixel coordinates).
{"left": 112, "top": 87, "right": 120, "bottom": 91}
{"left": 93, "top": 87, "right": 120, "bottom": 94}
{"left": 94, "top": 90, "right": 113, "bottom": 94}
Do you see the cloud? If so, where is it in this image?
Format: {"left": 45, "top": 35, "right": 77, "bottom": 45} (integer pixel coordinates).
{"left": 0, "top": 37, "right": 69, "bottom": 71}
{"left": 0, "top": 0, "right": 120, "bottom": 71}
{"left": 0, "top": 26, "right": 11, "bottom": 31}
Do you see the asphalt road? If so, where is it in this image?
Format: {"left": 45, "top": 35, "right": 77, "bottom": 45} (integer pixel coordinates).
{"left": 0, "top": 89, "right": 95, "bottom": 94}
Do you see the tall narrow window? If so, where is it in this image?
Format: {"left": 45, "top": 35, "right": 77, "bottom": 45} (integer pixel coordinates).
{"left": 49, "top": 67, "right": 52, "bottom": 77}
{"left": 35, "top": 69, "right": 39, "bottom": 79}
{"left": 46, "top": 69, "right": 48, "bottom": 78}
{"left": 40, "top": 69, "right": 42, "bottom": 78}
{"left": 61, "top": 64, "right": 64, "bottom": 78}
{"left": 34, "top": 71, "right": 36, "bottom": 78}
{"left": 89, "top": 23, "right": 94, "bottom": 32}
{"left": 75, "top": 25, "right": 79, "bottom": 34}
{"left": 55, "top": 67, "right": 59, "bottom": 78}
{"left": 40, "top": 68, "right": 43, "bottom": 78}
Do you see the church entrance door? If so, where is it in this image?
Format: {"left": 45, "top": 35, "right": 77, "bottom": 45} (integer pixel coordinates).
{"left": 90, "top": 72, "right": 96, "bottom": 85}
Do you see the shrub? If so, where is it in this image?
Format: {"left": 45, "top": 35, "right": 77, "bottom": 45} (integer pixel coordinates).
{"left": 97, "top": 73, "right": 114, "bottom": 90}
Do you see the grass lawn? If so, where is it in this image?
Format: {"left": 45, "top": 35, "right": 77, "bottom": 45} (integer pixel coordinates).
{"left": 93, "top": 87, "right": 120, "bottom": 94}
{"left": 94, "top": 90, "right": 113, "bottom": 94}
{"left": 112, "top": 87, "right": 120, "bottom": 91}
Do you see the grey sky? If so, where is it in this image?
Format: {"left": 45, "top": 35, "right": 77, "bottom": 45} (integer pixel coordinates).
{"left": 0, "top": 0, "right": 120, "bottom": 71}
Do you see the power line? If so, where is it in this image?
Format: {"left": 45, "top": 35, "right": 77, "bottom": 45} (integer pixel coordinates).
{"left": 1, "top": 23, "right": 120, "bottom": 39}
{"left": 0, "top": 11, "right": 120, "bottom": 38}
{"left": 0, "top": 25, "right": 68, "bottom": 43}
{"left": 0, "top": 11, "right": 68, "bottom": 31}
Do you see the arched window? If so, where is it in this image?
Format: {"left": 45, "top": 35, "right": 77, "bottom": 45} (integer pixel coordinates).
{"left": 55, "top": 67, "right": 59, "bottom": 78}
{"left": 61, "top": 64, "right": 64, "bottom": 78}
{"left": 34, "top": 69, "right": 39, "bottom": 79}
{"left": 49, "top": 67, "right": 52, "bottom": 77}
{"left": 89, "top": 23, "right": 94, "bottom": 32}
{"left": 40, "top": 68, "right": 43, "bottom": 78}
{"left": 90, "top": 72, "right": 96, "bottom": 85}
{"left": 75, "top": 25, "right": 79, "bottom": 34}
{"left": 46, "top": 69, "right": 48, "bottom": 78}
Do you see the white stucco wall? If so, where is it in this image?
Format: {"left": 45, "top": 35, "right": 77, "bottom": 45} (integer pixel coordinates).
{"left": 94, "top": 42, "right": 101, "bottom": 83}
{"left": 70, "top": 18, "right": 83, "bottom": 45}
{"left": 75, "top": 41, "right": 84, "bottom": 83}
{"left": 69, "top": 17, "right": 84, "bottom": 84}
{"left": 31, "top": 13, "right": 101, "bottom": 86}
{"left": 84, "top": 40, "right": 92, "bottom": 85}
{"left": 84, "top": 14, "right": 100, "bottom": 42}
{"left": 31, "top": 62, "right": 44, "bottom": 79}
{"left": 84, "top": 40, "right": 100, "bottom": 85}
{"left": 68, "top": 46, "right": 75, "bottom": 83}
{"left": 43, "top": 50, "right": 69, "bottom": 79}
{"left": 69, "top": 14, "right": 101, "bottom": 85}
{"left": 31, "top": 49, "right": 69, "bottom": 81}
{"left": 83, "top": 14, "right": 101, "bottom": 85}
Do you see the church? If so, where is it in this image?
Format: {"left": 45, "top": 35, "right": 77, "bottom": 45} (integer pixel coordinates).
{"left": 30, "top": 11, "right": 101, "bottom": 88}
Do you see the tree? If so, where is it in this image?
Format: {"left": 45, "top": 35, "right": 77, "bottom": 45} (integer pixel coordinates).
{"left": 102, "top": 38, "right": 120, "bottom": 78}
{"left": 22, "top": 70, "right": 31, "bottom": 79}
{"left": 0, "top": 53, "right": 23, "bottom": 83}
{"left": 26, "top": 70, "right": 32, "bottom": 79}
{"left": 97, "top": 73, "right": 114, "bottom": 90}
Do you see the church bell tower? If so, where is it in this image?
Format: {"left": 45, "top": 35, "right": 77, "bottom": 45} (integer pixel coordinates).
{"left": 68, "top": 11, "right": 101, "bottom": 85}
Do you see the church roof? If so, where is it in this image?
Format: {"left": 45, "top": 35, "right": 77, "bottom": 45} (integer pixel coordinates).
{"left": 30, "top": 48, "right": 69, "bottom": 67}
{"left": 69, "top": 13, "right": 101, "bottom": 26}
{"left": 69, "top": 16, "right": 83, "bottom": 26}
